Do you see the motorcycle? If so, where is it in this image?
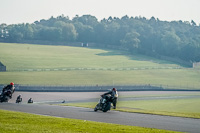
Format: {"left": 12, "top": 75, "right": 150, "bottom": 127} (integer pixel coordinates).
{"left": 0, "top": 94, "right": 9, "bottom": 102}
{"left": 28, "top": 98, "right": 33, "bottom": 103}
{"left": 16, "top": 97, "right": 22, "bottom": 103}
{"left": 0, "top": 90, "right": 12, "bottom": 103}
{"left": 94, "top": 95, "right": 112, "bottom": 112}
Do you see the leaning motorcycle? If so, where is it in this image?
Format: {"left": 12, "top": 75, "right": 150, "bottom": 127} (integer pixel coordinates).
{"left": 0, "top": 90, "right": 12, "bottom": 103}
{"left": 0, "top": 94, "right": 9, "bottom": 102}
{"left": 94, "top": 95, "right": 112, "bottom": 112}
{"left": 28, "top": 98, "right": 33, "bottom": 103}
{"left": 16, "top": 97, "right": 22, "bottom": 103}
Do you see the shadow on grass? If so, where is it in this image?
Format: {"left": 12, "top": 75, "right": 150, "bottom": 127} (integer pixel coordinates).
{"left": 89, "top": 47, "right": 184, "bottom": 66}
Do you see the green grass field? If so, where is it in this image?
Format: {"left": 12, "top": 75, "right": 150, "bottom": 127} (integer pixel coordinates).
{"left": 0, "top": 110, "right": 179, "bottom": 133}
{"left": 0, "top": 43, "right": 181, "bottom": 70}
{"left": 0, "top": 43, "right": 200, "bottom": 89}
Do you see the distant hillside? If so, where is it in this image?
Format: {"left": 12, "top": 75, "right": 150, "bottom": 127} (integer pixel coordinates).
{"left": 0, "top": 15, "right": 200, "bottom": 63}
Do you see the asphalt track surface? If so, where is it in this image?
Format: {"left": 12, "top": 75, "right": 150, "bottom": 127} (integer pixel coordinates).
{"left": 1, "top": 91, "right": 200, "bottom": 133}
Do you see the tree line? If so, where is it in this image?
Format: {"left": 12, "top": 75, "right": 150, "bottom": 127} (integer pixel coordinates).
{"left": 0, "top": 15, "right": 200, "bottom": 63}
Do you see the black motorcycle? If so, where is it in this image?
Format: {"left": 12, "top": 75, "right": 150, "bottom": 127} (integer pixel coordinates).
{"left": 0, "top": 94, "right": 9, "bottom": 102}
{"left": 94, "top": 95, "right": 112, "bottom": 112}
{"left": 16, "top": 97, "right": 22, "bottom": 103}
{"left": 0, "top": 90, "right": 12, "bottom": 103}
{"left": 28, "top": 98, "right": 33, "bottom": 103}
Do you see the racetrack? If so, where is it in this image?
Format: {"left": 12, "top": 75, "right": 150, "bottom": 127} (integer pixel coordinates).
{"left": 1, "top": 91, "right": 200, "bottom": 133}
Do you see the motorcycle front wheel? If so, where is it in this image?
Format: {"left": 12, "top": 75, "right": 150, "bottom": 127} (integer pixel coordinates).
{"left": 94, "top": 103, "right": 99, "bottom": 112}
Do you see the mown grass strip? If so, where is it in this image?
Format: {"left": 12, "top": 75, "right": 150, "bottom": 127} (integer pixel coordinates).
{"left": 0, "top": 70, "right": 200, "bottom": 90}
{"left": 61, "top": 97, "right": 200, "bottom": 119}
{"left": 0, "top": 110, "right": 179, "bottom": 133}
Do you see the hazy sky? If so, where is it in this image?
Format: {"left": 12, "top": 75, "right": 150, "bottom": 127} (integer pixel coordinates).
{"left": 0, "top": 0, "right": 200, "bottom": 24}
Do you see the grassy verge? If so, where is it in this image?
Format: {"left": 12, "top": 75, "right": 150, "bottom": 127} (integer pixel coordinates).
{"left": 61, "top": 97, "right": 200, "bottom": 119}
{"left": 0, "top": 110, "right": 179, "bottom": 133}
{"left": 0, "top": 69, "right": 200, "bottom": 89}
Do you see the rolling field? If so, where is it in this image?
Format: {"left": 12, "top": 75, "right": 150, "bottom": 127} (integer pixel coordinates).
{"left": 0, "top": 43, "right": 200, "bottom": 89}
{"left": 0, "top": 43, "right": 181, "bottom": 70}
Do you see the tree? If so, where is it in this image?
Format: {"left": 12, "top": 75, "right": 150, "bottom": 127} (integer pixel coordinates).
{"left": 120, "top": 31, "right": 140, "bottom": 52}
{"left": 72, "top": 15, "right": 98, "bottom": 27}
{"left": 54, "top": 21, "right": 78, "bottom": 41}
{"left": 36, "top": 27, "right": 62, "bottom": 41}
{"left": 105, "top": 21, "right": 121, "bottom": 45}
{"left": 94, "top": 23, "right": 106, "bottom": 43}
{"left": 73, "top": 22, "right": 95, "bottom": 42}
{"left": 0, "top": 24, "right": 8, "bottom": 41}
{"left": 62, "top": 23, "right": 78, "bottom": 41}
{"left": 179, "top": 44, "right": 196, "bottom": 61}
{"left": 191, "top": 20, "right": 196, "bottom": 26}
{"left": 23, "top": 24, "right": 34, "bottom": 40}
{"left": 7, "top": 25, "right": 24, "bottom": 42}
{"left": 161, "top": 31, "right": 181, "bottom": 56}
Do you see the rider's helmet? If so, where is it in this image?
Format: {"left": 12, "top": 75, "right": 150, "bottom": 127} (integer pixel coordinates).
{"left": 10, "top": 82, "right": 14, "bottom": 86}
{"left": 112, "top": 88, "right": 116, "bottom": 91}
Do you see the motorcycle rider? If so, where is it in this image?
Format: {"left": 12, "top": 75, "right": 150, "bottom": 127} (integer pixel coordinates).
{"left": 2, "top": 82, "right": 15, "bottom": 94}
{"left": 102, "top": 88, "right": 118, "bottom": 109}
{"left": 16, "top": 94, "right": 22, "bottom": 102}
{"left": 28, "top": 98, "right": 33, "bottom": 103}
